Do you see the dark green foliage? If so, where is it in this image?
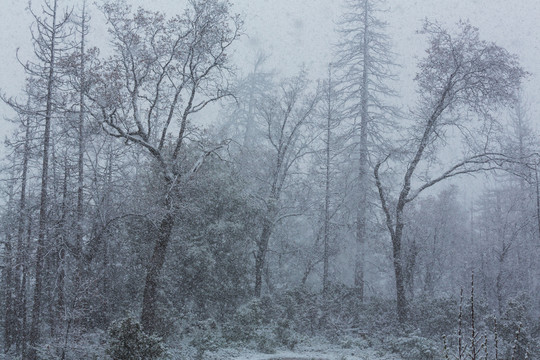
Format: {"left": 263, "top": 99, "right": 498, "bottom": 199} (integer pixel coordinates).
{"left": 106, "top": 317, "right": 165, "bottom": 360}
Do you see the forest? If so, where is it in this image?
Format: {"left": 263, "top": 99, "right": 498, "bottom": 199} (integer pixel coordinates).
{"left": 0, "top": 0, "right": 539, "bottom": 359}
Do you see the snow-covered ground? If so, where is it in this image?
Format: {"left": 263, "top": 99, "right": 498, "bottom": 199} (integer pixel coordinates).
{"left": 204, "top": 344, "right": 403, "bottom": 360}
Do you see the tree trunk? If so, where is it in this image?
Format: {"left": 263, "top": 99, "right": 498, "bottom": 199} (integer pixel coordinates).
{"left": 403, "top": 239, "right": 418, "bottom": 301}
{"left": 393, "top": 223, "right": 407, "bottom": 323}
{"left": 242, "top": 70, "right": 256, "bottom": 148}
{"left": 535, "top": 165, "right": 540, "bottom": 243}
{"left": 254, "top": 218, "right": 272, "bottom": 297}
{"left": 322, "top": 68, "right": 332, "bottom": 297}
{"left": 3, "top": 233, "right": 15, "bottom": 352}
{"left": 15, "top": 117, "right": 31, "bottom": 354}
{"left": 101, "top": 146, "right": 114, "bottom": 327}
{"left": 20, "top": 223, "right": 32, "bottom": 357}
{"left": 75, "top": 1, "right": 87, "bottom": 284}
{"left": 375, "top": 161, "right": 408, "bottom": 323}
{"left": 56, "top": 161, "right": 69, "bottom": 330}
{"left": 354, "top": 0, "right": 370, "bottom": 302}
{"left": 141, "top": 211, "right": 174, "bottom": 334}
{"left": 323, "top": 140, "right": 331, "bottom": 296}
{"left": 28, "top": 0, "right": 58, "bottom": 354}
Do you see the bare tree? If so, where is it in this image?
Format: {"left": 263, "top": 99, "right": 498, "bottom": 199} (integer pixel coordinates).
{"left": 74, "top": 0, "right": 89, "bottom": 282}
{"left": 14, "top": 112, "right": 33, "bottom": 356}
{"left": 252, "top": 71, "right": 318, "bottom": 297}
{"left": 0, "top": 0, "right": 76, "bottom": 357}
{"left": 322, "top": 68, "right": 334, "bottom": 296}
{"left": 317, "top": 65, "right": 345, "bottom": 296}
{"left": 400, "top": 186, "right": 467, "bottom": 298}
{"left": 335, "top": 0, "right": 398, "bottom": 300}
{"left": 374, "top": 20, "right": 525, "bottom": 323}
{"left": 89, "top": 0, "right": 242, "bottom": 334}
{"left": 499, "top": 95, "right": 540, "bottom": 240}
{"left": 239, "top": 53, "right": 274, "bottom": 148}
{"left": 2, "top": 181, "right": 17, "bottom": 354}
{"left": 217, "top": 52, "right": 274, "bottom": 150}
{"left": 0, "top": 103, "right": 36, "bottom": 355}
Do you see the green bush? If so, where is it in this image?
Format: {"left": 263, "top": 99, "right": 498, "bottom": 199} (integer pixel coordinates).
{"left": 255, "top": 326, "right": 278, "bottom": 354}
{"left": 223, "top": 297, "right": 275, "bottom": 343}
{"left": 274, "top": 318, "right": 299, "bottom": 350}
{"left": 408, "top": 297, "right": 457, "bottom": 336}
{"left": 276, "top": 288, "right": 319, "bottom": 332}
{"left": 222, "top": 297, "right": 302, "bottom": 352}
{"left": 494, "top": 295, "right": 539, "bottom": 359}
{"left": 106, "top": 317, "right": 165, "bottom": 360}
{"left": 339, "top": 336, "right": 370, "bottom": 350}
{"left": 189, "top": 319, "right": 225, "bottom": 360}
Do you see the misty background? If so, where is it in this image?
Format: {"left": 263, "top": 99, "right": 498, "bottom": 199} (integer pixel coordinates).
{"left": 0, "top": 0, "right": 539, "bottom": 359}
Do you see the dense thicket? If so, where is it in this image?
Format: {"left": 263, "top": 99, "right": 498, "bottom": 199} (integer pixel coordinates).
{"left": 1, "top": 0, "right": 539, "bottom": 358}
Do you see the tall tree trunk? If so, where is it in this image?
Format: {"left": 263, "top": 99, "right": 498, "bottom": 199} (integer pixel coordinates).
{"left": 141, "top": 209, "right": 174, "bottom": 334}
{"left": 101, "top": 145, "right": 114, "bottom": 327}
{"left": 535, "top": 165, "right": 540, "bottom": 243}
{"left": 254, "top": 218, "right": 272, "bottom": 297}
{"left": 56, "top": 161, "right": 69, "bottom": 330}
{"left": 3, "top": 232, "right": 15, "bottom": 352}
{"left": 323, "top": 124, "right": 331, "bottom": 296}
{"left": 242, "top": 70, "right": 256, "bottom": 148}
{"left": 20, "top": 223, "right": 32, "bottom": 357}
{"left": 322, "top": 66, "right": 333, "bottom": 297}
{"left": 29, "top": 0, "right": 58, "bottom": 356}
{"left": 354, "top": 0, "right": 370, "bottom": 302}
{"left": 48, "top": 137, "right": 60, "bottom": 339}
{"left": 403, "top": 239, "right": 418, "bottom": 300}
{"left": 15, "top": 117, "right": 31, "bottom": 354}
{"left": 392, "top": 227, "right": 407, "bottom": 323}
{"left": 375, "top": 160, "right": 408, "bottom": 323}
{"left": 242, "top": 53, "right": 267, "bottom": 148}
{"left": 76, "top": 1, "right": 87, "bottom": 281}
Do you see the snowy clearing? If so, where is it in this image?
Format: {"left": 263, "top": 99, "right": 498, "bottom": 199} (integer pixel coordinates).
{"left": 204, "top": 344, "right": 402, "bottom": 360}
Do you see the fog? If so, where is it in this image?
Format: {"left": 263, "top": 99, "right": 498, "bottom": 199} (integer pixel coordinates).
{"left": 0, "top": 0, "right": 539, "bottom": 359}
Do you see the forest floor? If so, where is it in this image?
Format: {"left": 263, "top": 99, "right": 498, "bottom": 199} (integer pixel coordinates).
{"left": 202, "top": 343, "right": 403, "bottom": 360}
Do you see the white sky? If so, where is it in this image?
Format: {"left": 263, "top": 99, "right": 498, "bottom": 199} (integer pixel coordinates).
{"left": 1, "top": 0, "right": 539, "bottom": 157}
